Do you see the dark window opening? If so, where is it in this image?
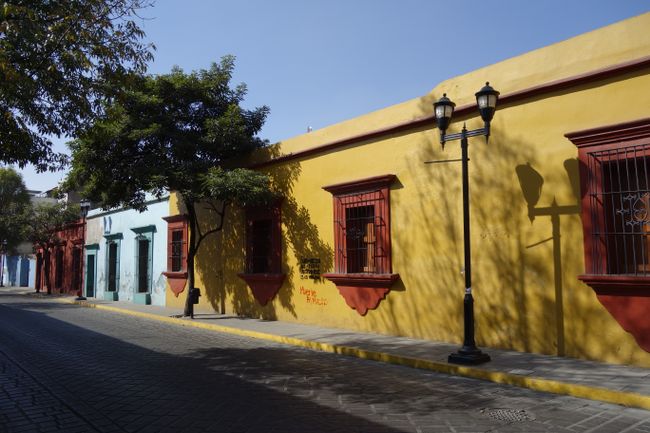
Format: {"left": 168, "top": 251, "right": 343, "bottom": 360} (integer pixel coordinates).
{"left": 588, "top": 145, "right": 650, "bottom": 275}
{"left": 55, "top": 249, "right": 64, "bottom": 288}
{"left": 171, "top": 230, "right": 183, "bottom": 272}
{"left": 71, "top": 248, "right": 81, "bottom": 293}
{"left": 250, "top": 219, "right": 273, "bottom": 273}
{"left": 86, "top": 254, "right": 95, "bottom": 297}
{"left": 345, "top": 205, "right": 376, "bottom": 273}
{"left": 137, "top": 238, "right": 150, "bottom": 292}
{"left": 108, "top": 242, "right": 118, "bottom": 292}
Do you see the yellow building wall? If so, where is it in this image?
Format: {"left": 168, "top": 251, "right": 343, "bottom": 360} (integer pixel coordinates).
{"left": 167, "top": 13, "right": 650, "bottom": 367}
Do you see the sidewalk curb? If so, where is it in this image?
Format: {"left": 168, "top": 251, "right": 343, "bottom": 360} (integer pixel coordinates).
{"left": 59, "top": 298, "right": 650, "bottom": 411}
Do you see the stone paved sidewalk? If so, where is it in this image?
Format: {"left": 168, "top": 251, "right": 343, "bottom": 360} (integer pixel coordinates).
{"left": 11, "top": 286, "right": 650, "bottom": 410}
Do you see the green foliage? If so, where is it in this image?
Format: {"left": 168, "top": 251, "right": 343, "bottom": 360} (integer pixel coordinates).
{"left": 203, "top": 167, "right": 276, "bottom": 207}
{"left": 27, "top": 202, "right": 81, "bottom": 250}
{"left": 0, "top": 0, "right": 154, "bottom": 171}
{"left": 65, "top": 56, "right": 271, "bottom": 210}
{"left": 64, "top": 57, "right": 272, "bottom": 315}
{"left": 0, "top": 167, "right": 31, "bottom": 250}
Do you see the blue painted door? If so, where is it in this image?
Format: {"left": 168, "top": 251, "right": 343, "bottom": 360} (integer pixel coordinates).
{"left": 19, "top": 258, "right": 29, "bottom": 286}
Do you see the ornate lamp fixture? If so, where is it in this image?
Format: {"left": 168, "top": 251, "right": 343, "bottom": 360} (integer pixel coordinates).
{"left": 432, "top": 83, "right": 500, "bottom": 365}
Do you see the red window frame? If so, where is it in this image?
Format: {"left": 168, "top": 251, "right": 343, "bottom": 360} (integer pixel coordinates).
{"left": 162, "top": 214, "right": 188, "bottom": 296}
{"left": 163, "top": 215, "right": 188, "bottom": 273}
{"left": 322, "top": 175, "right": 399, "bottom": 315}
{"left": 325, "top": 181, "right": 393, "bottom": 275}
{"left": 238, "top": 200, "right": 285, "bottom": 307}
{"left": 244, "top": 202, "right": 282, "bottom": 274}
{"left": 567, "top": 117, "right": 650, "bottom": 293}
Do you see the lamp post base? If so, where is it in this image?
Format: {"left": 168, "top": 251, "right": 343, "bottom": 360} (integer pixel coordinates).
{"left": 448, "top": 347, "right": 491, "bottom": 365}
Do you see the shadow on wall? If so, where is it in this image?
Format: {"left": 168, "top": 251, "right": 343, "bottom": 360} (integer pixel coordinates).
{"left": 404, "top": 123, "right": 586, "bottom": 357}
{"left": 196, "top": 146, "right": 333, "bottom": 321}
{"left": 359, "top": 90, "right": 599, "bottom": 360}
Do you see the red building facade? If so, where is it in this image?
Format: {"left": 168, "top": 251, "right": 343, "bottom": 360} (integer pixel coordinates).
{"left": 35, "top": 220, "right": 85, "bottom": 295}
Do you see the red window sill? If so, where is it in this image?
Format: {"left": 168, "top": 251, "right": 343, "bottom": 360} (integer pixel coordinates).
{"left": 238, "top": 273, "right": 285, "bottom": 306}
{"left": 323, "top": 273, "right": 399, "bottom": 287}
{"left": 578, "top": 274, "right": 650, "bottom": 295}
{"left": 323, "top": 273, "right": 400, "bottom": 316}
{"left": 163, "top": 271, "right": 188, "bottom": 297}
{"left": 579, "top": 274, "right": 650, "bottom": 353}
{"left": 163, "top": 271, "right": 188, "bottom": 279}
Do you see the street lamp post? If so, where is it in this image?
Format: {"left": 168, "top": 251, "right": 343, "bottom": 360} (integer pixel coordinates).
{"left": 433, "top": 82, "right": 500, "bottom": 365}
{"left": 75, "top": 199, "right": 91, "bottom": 301}
{"left": 0, "top": 240, "right": 7, "bottom": 287}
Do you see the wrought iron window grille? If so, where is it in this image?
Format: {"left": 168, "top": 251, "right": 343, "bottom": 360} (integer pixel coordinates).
{"left": 333, "top": 189, "right": 389, "bottom": 274}
{"left": 586, "top": 143, "right": 650, "bottom": 275}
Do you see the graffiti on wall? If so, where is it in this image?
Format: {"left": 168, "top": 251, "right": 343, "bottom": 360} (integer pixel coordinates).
{"left": 299, "top": 286, "right": 328, "bottom": 306}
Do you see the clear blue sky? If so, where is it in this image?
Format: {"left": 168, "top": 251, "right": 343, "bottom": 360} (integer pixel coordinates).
{"left": 16, "top": 0, "right": 650, "bottom": 191}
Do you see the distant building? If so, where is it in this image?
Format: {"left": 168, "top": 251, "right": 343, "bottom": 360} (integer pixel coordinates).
{"left": 2, "top": 190, "right": 58, "bottom": 288}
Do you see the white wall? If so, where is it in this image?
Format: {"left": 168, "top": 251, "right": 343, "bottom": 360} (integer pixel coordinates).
{"left": 85, "top": 196, "right": 169, "bottom": 306}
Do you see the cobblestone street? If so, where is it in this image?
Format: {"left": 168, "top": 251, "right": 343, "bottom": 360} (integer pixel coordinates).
{"left": 1, "top": 292, "right": 650, "bottom": 433}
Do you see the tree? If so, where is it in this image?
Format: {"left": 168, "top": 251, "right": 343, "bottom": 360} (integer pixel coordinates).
{"left": 0, "top": 167, "right": 31, "bottom": 251}
{"left": 0, "top": 0, "right": 154, "bottom": 171}
{"left": 27, "top": 202, "right": 81, "bottom": 294}
{"left": 64, "top": 57, "right": 274, "bottom": 314}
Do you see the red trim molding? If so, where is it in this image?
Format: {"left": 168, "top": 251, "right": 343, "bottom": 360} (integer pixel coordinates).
{"left": 163, "top": 214, "right": 189, "bottom": 224}
{"left": 323, "top": 174, "right": 396, "bottom": 195}
{"left": 323, "top": 273, "right": 399, "bottom": 316}
{"left": 578, "top": 275, "right": 650, "bottom": 295}
{"left": 237, "top": 273, "right": 286, "bottom": 306}
{"left": 251, "top": 56, "right": 650, "bottom": 169}
{"left": 565, "top": 118, "right": 650, "bottom": 148}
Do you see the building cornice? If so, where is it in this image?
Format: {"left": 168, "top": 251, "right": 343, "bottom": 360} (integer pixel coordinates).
{"left": 252, "top": 55, "right": 650, "bottom": 168}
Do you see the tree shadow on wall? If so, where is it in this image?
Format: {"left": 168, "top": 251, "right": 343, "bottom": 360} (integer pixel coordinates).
{"left": 382, "top": 99, "right": 590, "bottom": 358}
{"left": 197, "top": 147, "right": 333, "bottom": 321}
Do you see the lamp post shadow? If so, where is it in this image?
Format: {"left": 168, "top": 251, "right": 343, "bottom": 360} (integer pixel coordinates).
{"left": 516, "top": 160, "right": 580, "bottom": 356}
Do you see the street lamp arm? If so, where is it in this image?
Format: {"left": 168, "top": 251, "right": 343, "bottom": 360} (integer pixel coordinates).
{"left": 442, "top": 126, "right": 490, "bottom": 143}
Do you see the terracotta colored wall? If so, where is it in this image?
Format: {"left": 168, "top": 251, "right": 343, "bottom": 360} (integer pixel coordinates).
{"left": 167, "top": 13, "right": 650, "bottom": 367}
{"left": 36, "top": 221, "right": 84, "bottom": 294}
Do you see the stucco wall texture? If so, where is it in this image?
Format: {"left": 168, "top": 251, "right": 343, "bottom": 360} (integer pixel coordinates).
{"left": 167, "top": 13, "right": 650, "bottom": 367}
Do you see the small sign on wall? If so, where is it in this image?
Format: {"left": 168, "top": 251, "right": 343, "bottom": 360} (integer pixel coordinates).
{"left": 299, "top": 258, "right": 321, "bottom": 280}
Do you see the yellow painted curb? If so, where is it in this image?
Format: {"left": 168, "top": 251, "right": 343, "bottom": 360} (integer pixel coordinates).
{"left": 57, "top": 298, "right": 650, "bottom": 411}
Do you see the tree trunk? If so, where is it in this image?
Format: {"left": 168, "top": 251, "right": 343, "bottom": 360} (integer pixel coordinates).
{"left": 44, "top": 248, "right": 52, "bottom": 295}
{"left": 183, "top": 199, "right": 197, "bottom": 316}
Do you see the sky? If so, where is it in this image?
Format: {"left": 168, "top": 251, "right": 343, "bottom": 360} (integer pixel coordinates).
{"left": 14, "top": 0, "right": 650, "bottom": 191}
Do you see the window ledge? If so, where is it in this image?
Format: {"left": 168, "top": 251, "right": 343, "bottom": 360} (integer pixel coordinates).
{"left": 323, "top": 273, "right": 399, "bottom": 287}
{"left": 578, "top": 274, "right": 650, "bottom": 295}
{"left": 238, "top": 273, "right": 285, "bottom": 306}
{"left": 323, "top": 273, "right": 400, "bottom": 316}
{"left": 163, "top": 271, "right": 188, "bottom": 297}
{"left": 163, "top": 271, "right": 188, "bottom": 279}
{"left": 579, "top": 274, "right": 650, "bottom": 353}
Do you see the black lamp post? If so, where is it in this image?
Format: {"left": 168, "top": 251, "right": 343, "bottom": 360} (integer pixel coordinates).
{"left": 0, "top": 240, "right": 7, "bottom": 287}
{"left": 433, "top": 82, "right": 499, "bottom": 365}
{"left": 75, "top": 199, "right": 91, "bottom": 301}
